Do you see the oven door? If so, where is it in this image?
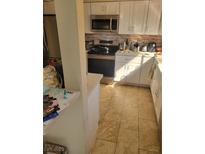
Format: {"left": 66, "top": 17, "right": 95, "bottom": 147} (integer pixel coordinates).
{"left": 88, "top": 56, "right": 115, "bottom": 77}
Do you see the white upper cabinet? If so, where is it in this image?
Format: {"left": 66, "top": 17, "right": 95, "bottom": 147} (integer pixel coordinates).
{"left": 145, "top": 0, "right": 162, "bottom": 35}
{"left": 91, "top": 2, "right": 119, "bottom": 15}
{"left": 84, "top": 3, "right": 92, "bottom": 33}
{"left": 119, "top": 1, "right": 149, "bottom": 34}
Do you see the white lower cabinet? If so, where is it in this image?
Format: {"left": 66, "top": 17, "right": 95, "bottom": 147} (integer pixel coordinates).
{"left": 140, "top": 56, "right": 155, "bottom": 85}
{"left": 114, "top": 54, "right": 154, "bottom": 86}
{"left": 114, "top": 62, "right": 127, "bottom": 82}
{"left": 114, "top": 55, "right": 142, "bottom": 83}
{"left": 126, "top": 64, "right": 141, "bottom": 84}
{"left": 150, "top": 63, "right": 162, "bottom": 124}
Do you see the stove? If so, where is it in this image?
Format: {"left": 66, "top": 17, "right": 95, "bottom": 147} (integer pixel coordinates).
{"left": 87, "top": 45, "right": 119, "bottom": 55}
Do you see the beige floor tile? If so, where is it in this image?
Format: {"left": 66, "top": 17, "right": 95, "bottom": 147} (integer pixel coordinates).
{"left": 115, "top": 142, "right": 138, "bottom": 154}
{"left": 112, "top": 85, "right": 127, "bottom": 97}
{"left": 139, "top": 119, "right": 160, "bottom": 152}
{"left": 118, "top": 127, "right": 138, "bottom": 144}
{"left": 99, "top": 98, "right": 112, "bottom": 121}
{"left": 122, "top": 104, "right": 139, "bottom": 121}
{"left": 95, "top": 84, "right": 161, "bottom": 153}
{"left": 120, "top": 118, "right": 139, "bottom": 131}
{"left": 103, "top": 108, "right": 121, "bottom": 122}
{"left": 100, "top": 84, "right": 114, "bottom": 101}
{"left": 96, "top": 120, "right": 120, "bottom": 142}
{"left": 138, "top": 95, "right": 153, "bottom": 105}
{"left": 125, "top": 86, "right": 141, "bottom": 97}
{"left": 109, "top": 96, "right": 125, "bottom": 113}
{"left": 138, "top": 88, "right": 152, "bottom": 97}
{"left": 138, "top": 101, "right": 156, "bottom": 121}
{"left": 139, "top": 149, "right": 160, "bottom": 154}
{"left": 91, "top": 140, "right": 116, "bottom": 154}
{"left": 111, "top": 95, "right": 126, "bottom": 104}
{"left": 124, "top": 100, "right": 138, "bottom": 110}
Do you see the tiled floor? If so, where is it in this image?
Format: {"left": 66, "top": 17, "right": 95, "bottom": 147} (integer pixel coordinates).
{"left": 91, "top": 83, "right": 161, "bottom": 154}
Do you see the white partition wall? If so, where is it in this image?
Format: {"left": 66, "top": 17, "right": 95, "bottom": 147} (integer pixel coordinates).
{"left": 44, "top": 0, "right": 89, "bottom": 153}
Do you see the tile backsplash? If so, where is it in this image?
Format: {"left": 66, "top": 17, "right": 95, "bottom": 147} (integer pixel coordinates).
{"left": 85, "top": 33, "right": 162, "bottom": 47}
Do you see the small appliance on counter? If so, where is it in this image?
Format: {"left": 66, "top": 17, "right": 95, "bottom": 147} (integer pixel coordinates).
{"left": 119, "top": 39, "right": 139, "bottom": 52}
{"left": 118, "top": 39, "right": 157, "bottom": 53}
{"left": 147, "top": 42, "right": 157, "bottom": 52}
{"left": 139, "top": 41, "right": 157, "bottom": 52}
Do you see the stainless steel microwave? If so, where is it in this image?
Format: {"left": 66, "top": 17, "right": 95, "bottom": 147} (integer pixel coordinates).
{"left": 91, "top": 15, "right": 119, "bottom": 33}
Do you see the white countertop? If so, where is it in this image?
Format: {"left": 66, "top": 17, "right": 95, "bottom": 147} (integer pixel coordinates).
{"left": 87, "top": 73, "right": 103, "bottom": 96}
{"left": 43, "top": 88, "right": 80, "bottom": 135}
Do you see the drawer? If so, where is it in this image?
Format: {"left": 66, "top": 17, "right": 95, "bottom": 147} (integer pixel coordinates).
{"left": 116, "top": 55, "right": 142, "bottom": 64}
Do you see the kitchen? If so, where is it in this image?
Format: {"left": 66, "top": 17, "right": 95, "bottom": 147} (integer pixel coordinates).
{"left": 43, "top": 0, "right": 162, "bottom": 154}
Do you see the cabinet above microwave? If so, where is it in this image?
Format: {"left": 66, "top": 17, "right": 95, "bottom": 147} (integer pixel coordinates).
{"left": 90, "top": 2, "right": 119, "bottom": 15}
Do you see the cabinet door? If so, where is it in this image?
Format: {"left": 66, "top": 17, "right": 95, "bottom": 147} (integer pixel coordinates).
{"left": 91, "top": 2, "right": 119, "bottom": 15}
{"left": 132, "top": 1, "right": 149, "bottom": 34}
{"left": 151, "top": 64, "right": 162, "bottom": 124}
{"left": 84, "top": 3, "right": 92, "bottom": 33}
{"left": 114, "top": 62, "right": 127, "bottom": 81}
{"left": 91, "top": 2, "right": 107, "bottom": 15}
{"left": 150, "top": 65, "right": 158, "bottom": 103}
{"left": 145, "top": 0, "right": 162, "bottom": 34}
{"left": 106, "top": 2, "right": 119, "bottom": 15}
{"left": 139, "top": 56, "right": 154, "bottom": 85}
{"left": 126, "top": 63, "right": 141, "bottom": 84}
{"left": 119, "top": 1, "right": 149, "bottom": 34}
{"left": 155, "top": 83, "right": 162, "bottom": 123}
{"left": 119, "top": 1, "right": 134, "bottom": 34}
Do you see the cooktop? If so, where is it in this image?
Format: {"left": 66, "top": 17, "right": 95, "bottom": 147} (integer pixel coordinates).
{"left": 87, "top": 45, "right": 119, "bottom": 56}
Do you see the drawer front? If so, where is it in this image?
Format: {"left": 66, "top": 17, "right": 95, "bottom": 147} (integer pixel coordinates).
{"left": 116, "top": 55, "right": 142, "bottom": 64}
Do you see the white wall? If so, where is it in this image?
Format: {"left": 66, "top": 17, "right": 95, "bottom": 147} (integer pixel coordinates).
{"left": 44, "top": 0, "right": 89, "bottom": 153}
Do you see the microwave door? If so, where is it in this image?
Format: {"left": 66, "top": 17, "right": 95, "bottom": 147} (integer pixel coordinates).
{"left": 111, "top": 19, "right": 118, "bottom": 31}
{"left": 92, "top": 19, "right": 111, "bottom": 31}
